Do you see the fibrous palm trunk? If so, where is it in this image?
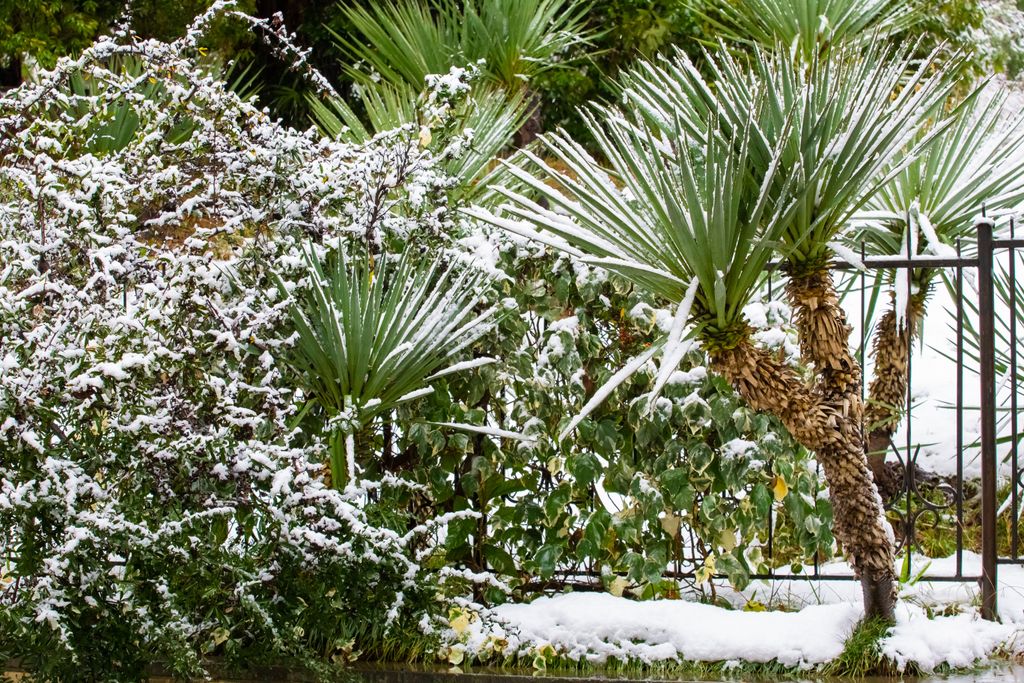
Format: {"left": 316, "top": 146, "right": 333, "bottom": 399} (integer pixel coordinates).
{"left": 710, "top": 269, "right": 897, "bottom": 622}
{"left": 864, "top": 295, "right": 926, "bottom": 501}
{"left": 787, "top": 270, "right": 896, "bottom": 620}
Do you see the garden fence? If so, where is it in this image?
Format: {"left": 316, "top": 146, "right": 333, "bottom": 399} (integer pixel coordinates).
{"left": 550, "top": 218, "right": 1020, "bottom": 621}
{"left": 757, "top": 217, "right": 1017, "bottom": 622}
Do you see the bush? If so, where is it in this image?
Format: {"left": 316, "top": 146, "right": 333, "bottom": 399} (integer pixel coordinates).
{"left": 0, "top": 8, "right": 475, "bottom": 678}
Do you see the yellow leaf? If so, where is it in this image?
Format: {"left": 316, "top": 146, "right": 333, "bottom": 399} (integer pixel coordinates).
{"left": 148, "top": 77, "right": 157, "bottom": 84}
{"left": 660, "top": 512, "right": 680, "bottom": 537}
{"left": 449, "top": 607, "right": 474, "bottom": 636}
{"left": 418, "top": 125, "right": 432, "bottom": 147}
{"left": 718, "top": 528, "right": 736, "bottom": 552}
{"left": 447, "top": 645, "right": 465, "bottom": 665}
{"left": 695, "top": 555, "right": 716, "bottom": 585}
{"left": 608, "top": 575, "right": 628, "bottom": 597}
{"left": 212, "top": 626, "right": 230, "bottom": 646}
{"left": 773, "top": 475, "right": 789, "bottom": 502}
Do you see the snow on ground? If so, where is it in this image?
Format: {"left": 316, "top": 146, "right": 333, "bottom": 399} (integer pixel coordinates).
{"left": 453, "top": 553, "right": 1024, "bottom": 672}
{"left": 462, "top": 594, "right": 861, "bottom": 668}
{"left": 883, "top": 604, "right": 1017, "bottom": 673}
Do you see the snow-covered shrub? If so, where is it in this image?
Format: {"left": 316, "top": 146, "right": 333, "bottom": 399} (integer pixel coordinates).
{"left": 397, "top": 231, "right": 833, "bottom": 600}
{"left": 0, "top": 5, "right": 478, "bottom": 678}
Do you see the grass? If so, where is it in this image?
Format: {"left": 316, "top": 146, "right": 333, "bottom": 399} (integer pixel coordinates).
{"left": 820, "top": 617, "right": 900, "bottom": 677}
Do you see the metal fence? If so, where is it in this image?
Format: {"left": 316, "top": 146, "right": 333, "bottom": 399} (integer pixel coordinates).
{"left": 753, "top": 218, "right": 1017, "bottom": 621}
{"left": 597, "top": 218, "right": 1020, "bottom": 621}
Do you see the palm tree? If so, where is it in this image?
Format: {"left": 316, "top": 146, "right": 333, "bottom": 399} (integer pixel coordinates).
{"left": 331, "top": 0, "right": 594, "bottom": 144}
{"left": 855, "top": 90, "right": 1024, "bottom": 496}
{"left": 691, "top": 0, "right": 918, "bottom": 61}
{"left": 470, "top": 41, "right": 955, "bottom": 620}
{"left": 277, "top": 242, "right": 497, "bottom": 490}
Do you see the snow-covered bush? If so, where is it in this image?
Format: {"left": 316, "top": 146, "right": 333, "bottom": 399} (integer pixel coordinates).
{"left": 0, "top": 5, "right": 478, "bottom": 678}
{"left": 396, "top": 232, "right": 832, "bottom": 600}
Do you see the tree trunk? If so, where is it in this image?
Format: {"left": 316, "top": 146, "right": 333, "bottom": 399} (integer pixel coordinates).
{"left": 709, "top": 338, "right": 830, "bottom": 451}
{"left": 864, "top": 296, "right": 926, "bottom": 501}
{"left": 710, "top": 331, "right": 898, "bottom": 621}
{"left": 0, "top": 54, "right": 22, "bottom": 90}
{"left": 787, "top": 269, "right": 897, "bottom": 622}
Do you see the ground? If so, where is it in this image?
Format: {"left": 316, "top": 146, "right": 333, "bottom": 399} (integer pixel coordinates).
{"left": 447, "top": 553, "right": 1024, "bottom": 674}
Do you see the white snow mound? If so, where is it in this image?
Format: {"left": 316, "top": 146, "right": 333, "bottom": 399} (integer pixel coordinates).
{"left": 465, "top": 592, "right": 861, "bottom": 667}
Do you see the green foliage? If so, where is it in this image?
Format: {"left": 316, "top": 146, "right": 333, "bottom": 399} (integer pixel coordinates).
{"left": 385, "top": 237, "right": 834, "bottom": 598}
{"left": 0, "top": 0, "right": 115, "bottom": 73}
{"left": 332, "top": 0, "right": 594, "bottom": 93}
{"left": 309, "top": 81, "right": 528, "bottom": 204}
{"left": 622, "top": 42, "right": 958, "bottom": 273}
{"left": 900, "top": 0, "right": 984, "bottom": 81}
{"left": 690, "top": 0, "right": 919, "bottom": 61}
{"left": 821, "top": 617, "right": 899, "bottom": 676}
{"left": 532, "top": 0, "right": 704, "bottom": 142}
{"left": 856, "top": 89, "right": 1024, "bottom": 311}
{"left": 0, "top": 0, "right": 256, "bottom": 78}
{"left": 471, "top": 96, "right": 794, "bottom": 337}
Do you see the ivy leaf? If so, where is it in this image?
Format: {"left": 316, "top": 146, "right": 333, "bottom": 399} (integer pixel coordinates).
{"left": 484, "top": 545, "right": 517, "bottom": 576}
{"left": 568, "top": 452, "right": 602, "bottom": 489}
{"left": 533, "top": 544, "right": 562, "bottom": 579}
{"left": 772, "top": 474, "right": 789, "bottom": 502}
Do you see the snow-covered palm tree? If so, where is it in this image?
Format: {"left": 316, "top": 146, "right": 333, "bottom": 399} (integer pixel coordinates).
{"left": 470, "top": 41, "right": 955, "bottom": 620}
{"left": 855, "top": 91, "right": 1024, "bottom": 495}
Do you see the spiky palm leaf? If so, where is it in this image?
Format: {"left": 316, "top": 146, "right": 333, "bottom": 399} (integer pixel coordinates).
{"left": 692, "top": 0, "right": 919, "bottom": 60}
{"left": 619, "top": 42, "right": 958, "bottom": 273}
{"left": 279, "top": 243, "right": 496, "bottom": 484}
{"left": 308, "top": 81, "right": 528, "bottom": 202}
{"left": 469, "top": 98, "right": 798, "bottom": 341}
{"left": 333, "top": 0, "right": 593, "bottom": 92}
{"left": 857, "top": 90, "right": 1024, "bottom": 261}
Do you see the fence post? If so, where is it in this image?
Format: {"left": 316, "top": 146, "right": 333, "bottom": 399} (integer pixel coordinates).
{"left": 978, "top": 217, "right": 998, "bottom": 621}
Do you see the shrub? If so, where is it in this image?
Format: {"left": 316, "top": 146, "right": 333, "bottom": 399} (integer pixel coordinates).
{"left": 0, "top": 6, "right": 478, "bottom": 678}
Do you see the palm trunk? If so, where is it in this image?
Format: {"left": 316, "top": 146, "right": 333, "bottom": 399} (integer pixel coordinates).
{"left": 514, "top": 90, "right": 543, "bottom": 148}
{"left": 864, "top": 296, "right": 926, "bottom": 500}
{"left": 709, "top": 338, "right": 830, "bottom": 450}
{"left": 786, "top": 269, "right": 897, "bottom": 621}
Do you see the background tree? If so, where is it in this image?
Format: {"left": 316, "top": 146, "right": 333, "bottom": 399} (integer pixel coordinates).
{"left": 0, "top": 0, "right": 114, "bottom": 87}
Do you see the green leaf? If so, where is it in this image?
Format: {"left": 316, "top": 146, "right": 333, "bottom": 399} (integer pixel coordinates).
{"left": 568, "top": 452, "right": 602, "bottom": 489}
{"left": 533, "top": 544, "right": 563, "bottom": 579}
{"left": 484, "top": 545, "right": 518, "bottom": 576}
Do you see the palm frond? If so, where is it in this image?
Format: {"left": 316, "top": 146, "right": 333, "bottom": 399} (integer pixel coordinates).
{"left": 469, "top": 96, "right": 798, "bottom": 338}
{"left": 691, "top": 0, "right": 920, "bottom": 60}
{"left": 279, "top": 243, "right": 496, "bottom": 428}
{"left": 857, "top": 89, "right": 1024, "bottom": 258}
{"left": 619, "top": 41, "right": 959, "bottom": 271}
